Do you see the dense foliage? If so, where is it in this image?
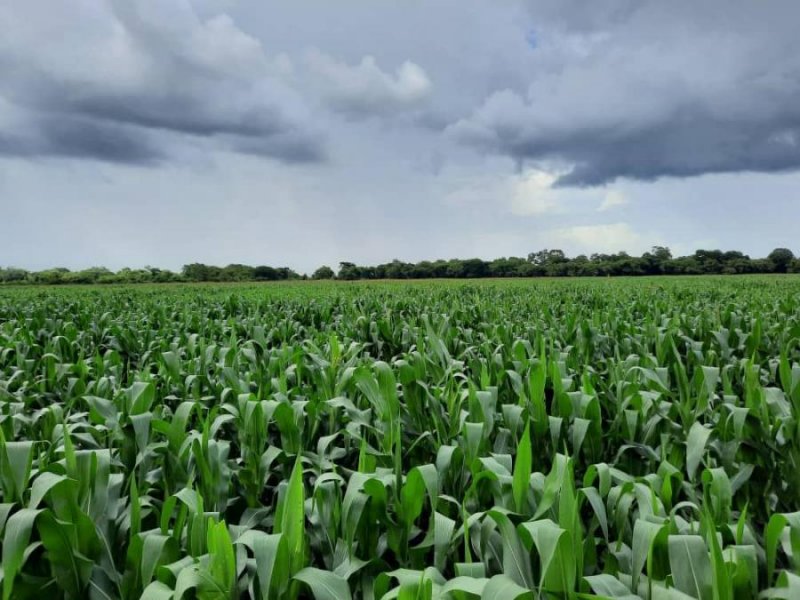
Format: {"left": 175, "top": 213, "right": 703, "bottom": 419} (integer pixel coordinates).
{"left": 0, "top": 264, "right": 304, "bottom": 286}
{"left": 1, "top": 277, "right": 800, "bottom": 599}
{"left": 2, "top": 247, "right": 799, "bottom": 285}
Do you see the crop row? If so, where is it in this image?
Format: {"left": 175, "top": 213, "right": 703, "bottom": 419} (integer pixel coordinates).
{"left": 0, "top": 279, "right": 799, "bottom": 598}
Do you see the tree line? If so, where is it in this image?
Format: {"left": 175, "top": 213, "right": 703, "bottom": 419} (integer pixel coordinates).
{"left": 0, "top": 264, "right": 303, "bottom": 285}
{"left": 1, "top": 247, "right": 798, "bottom": 285}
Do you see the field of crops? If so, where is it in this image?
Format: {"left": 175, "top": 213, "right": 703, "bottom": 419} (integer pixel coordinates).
{"left": 1, "top": 277, "right": 800, "bottom": 599}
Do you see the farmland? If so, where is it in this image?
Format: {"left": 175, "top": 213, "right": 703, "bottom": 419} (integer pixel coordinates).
{"left": 1, "top": 277, "right": 800, "bottom": 599}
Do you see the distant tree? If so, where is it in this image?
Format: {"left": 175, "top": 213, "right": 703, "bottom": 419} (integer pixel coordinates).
{"left": 441, "top": 259, "right": 461, "bottom": 278}
{"left": 412, "top": 261, "right": 435, "bottom": 279}
{"left": 63, "top": 267, "right": 113, "bottom": 284}
{"left": 750, "top": 258, "right": 773, "bottom": 273}
{"left": 515, "top": 261, "right": 542, "bottom": 277}
{"left": 488, "top": 257, "right": 519, "bottom": 277}
{"left": 768, "top": 248, "right": 795, "bottom": 273}
{"left": 0, "top": 267, "right": 29, "bottom": 283}
{"left": 145, "top": 266, "right": 179, "bottom": 283}
{"left": 722, "top": 250, "right": 747, "bottom": 261}
{"left": 253, "top": 265, "right": 278, "bottom": 280}
{"left": 528, "top": 249, "right": 567, "bottom": 265}
{"left": 274, "top": 267, "right": 300, "bottom": 280}
{"left": 693, "top": 249, "right": 726, "bottom": 274}
{"left": 650, "top": 246, "right": 673, "bottom": 261}
{"left": 32, "top": 268, "right": 70, "bottom": 285}
{"left": 385, "top": 259, "right": 413, "bottom": 279}
{"left": 461, "top": 258, "right": 489, "bottom": 278}
{"left": 9, "top": 245, "right": 797, "bottom": 286}
{"left": 361, "top": 265, "right": 379, "bottom": 279}
{"left": 426, "top": 260, "right": 449, "bottom": 278}
{"left": 337, "top": 262, "right": 360, "bottom": 280}
{"left": 312, "top": 265, "right": 335, "bottom": 280}
{"left": 640, "top": 246, "right": 671, "bottom": 274}
{"left": 221, "top": 264, "right": 255, "bottom": 281}
{"left": 182, "top": 263, "right": 214, "bottom": 281}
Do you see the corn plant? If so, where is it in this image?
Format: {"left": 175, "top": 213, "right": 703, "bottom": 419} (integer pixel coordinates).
{"left": 1, "top": 276, "right": 800, "bottom": 598}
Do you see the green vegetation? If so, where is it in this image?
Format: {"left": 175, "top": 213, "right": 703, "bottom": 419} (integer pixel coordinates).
{"left": 3, "top": 247, "right": 799, "bottom": 285}
{"left": 1, "top": 276, "right": 800, "bottom": 598}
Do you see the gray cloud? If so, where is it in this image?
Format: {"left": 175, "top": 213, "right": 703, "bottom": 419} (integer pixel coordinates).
{"left": 450, "top": 0, "right": 800, "bottom": 185}
{"left": 300, "top": 50, "right": 432, "bottom": 118}
{"left": 0, "top": 116, "right": 164, "bottom": 165}
{"left": 0, "top": 1, "right": 444, "bottom": 168}
{"left": 0, "top": 0, "right": 325, "bottom": 165}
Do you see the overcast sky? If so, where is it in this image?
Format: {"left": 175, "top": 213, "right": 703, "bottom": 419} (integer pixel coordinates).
{"left": 2, "top": 0, "right": 800, "bottom": 273}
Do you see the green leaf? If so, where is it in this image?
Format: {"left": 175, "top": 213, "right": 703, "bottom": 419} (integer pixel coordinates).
{"left": 631, "top": 519, "right": 667, "bottom": 594}
{"left": 533, "top": 453, "right": 568, "bottom": 520}
{"left": 580, "top": 486, "right": 609, "bottom": 543}
{"left": 513, "top": 420, "right": 532, "bottom": 514}
{"left": 583, "top": 574, "right": 639, "bottom": 599}
{"left": 765, "top": 517, "right": 783, "bottom": 585}
{"left": 140, "top": 533, "right": 178, "bottom": 588}
{"left": 294, "top": 568, "right": 352, "bottom": 600}
{"left": 762, "top": 571, "right": 800, "bottom": 599}
{"left": 2, "top": 508, "right": 42, "bottom": 600}
{"left": 487, "top": 510, "right": 534, "bottom": 589}
{"left": 2, "top": 441, "right": 34, "bottom": 504}
{"left": 518, "top": 518, "right": 575, "bottom": 595}
{"left": 141, "top": 581, "right": 175, "bottom": 600}
{"left": 37, "top": 511, "right": 92, "bottom": 598}
{"left": 237, "top": 530, "right": 289, "bottom": 599}
{"left": 28, "top": 472, "right": 68, "bottom": 509}
{"left": 128, "top": 381, "right": 156, "bottom": 415}
{"left": 440, "top": 576, "right": 489, "bottom": 597}
{"left": 275, "top": 458, "right": 306, "bottom": 576}
{"left": 130, "top": 475, "right": 141, "bottom": 539}
{"left": 702, "top": 509, "right": 733, "bottom": 600}
{"left": 686, "top": 423, "right": 712, "bottom": 482}
{"left": 207, "top": 521, "right": 236, "bottom": 593}
{"left": 668, "top": 534, "right": 712, "bottom": 600}
{"left": 480, "top": 574, "right": 533, "bottom": 599}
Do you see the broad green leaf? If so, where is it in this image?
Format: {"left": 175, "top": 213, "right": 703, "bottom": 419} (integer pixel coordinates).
{"left": 2, "top": 508, "right": 42, "bottom": 600}
{"left": 2, "top": 441, "right": 34, "bottom": 504}
{"left": 518, "top": 518, "right": 576, "bottom": 595}
{"left": 583, "top": 574, "right": 639, "bottom": 599}
{"left": 631, "top": 519, "right": 667, "bottom": 594}
{"left": 668, "top": 534, "right": 712, "bottom": 600}
{"left": 513, "top": 420, "right": 532, "bottom": 514}
{"left": 275, "top": 458, "right": 306, "bottom": 576}
{"left": 480, "top": 574, "right": 533, "bottom": 599}
{"left": 294, "top": 567, "right": 352, "bottom": 600}
{"left": 686, "top": 423, "right": 712, "bottom": 482}
{"left": 237, "top": 530, "right": 289, "bottom": 599}
{"left": 141, "top": 581, "right": 175, "bottom": 600}
{"left": 487, "top": 510, "right": 534, "bottom": 588}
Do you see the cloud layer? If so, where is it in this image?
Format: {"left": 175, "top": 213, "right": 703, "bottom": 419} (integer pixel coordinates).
{"left": 5, "top": 0, "right": 799, "bottom": 184}
{"left": 2, "top": 0, "right": 800, "bottom": 271}
{"left": 0, "top": 0, "right": 445, "bottom": 167}
{"left": 450, "top": 0, "right": 800, "bottom": 185}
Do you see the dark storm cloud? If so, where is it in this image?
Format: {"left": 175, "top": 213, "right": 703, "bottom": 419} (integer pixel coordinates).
{"left": 0, "top": 1, "right": 325, "bottom": 165}
{"left": 554, "top": 121, "right": 800, "bottom": 187}
{"left": 0, "top": 116, "right": 164, "bottom": 165}
{"left": 67, "top": 94, "right": 285, "bottom": 139}
{"left": 231, "top": 131, "right": 327, "bottom": 163}
{"left": 2, "top": 0, "right": 800, "bottom": 191}
{"left": 450, "top": 0, "right": 800, "bottom": 185}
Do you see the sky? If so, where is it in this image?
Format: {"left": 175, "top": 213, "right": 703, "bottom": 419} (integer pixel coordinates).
{"left": 2, "top": 0, "right": 800, "bottom": 274}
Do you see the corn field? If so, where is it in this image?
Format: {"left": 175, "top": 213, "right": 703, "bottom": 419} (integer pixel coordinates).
{"left": 1, "top": 277, "right": 800, "bottom": 599}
